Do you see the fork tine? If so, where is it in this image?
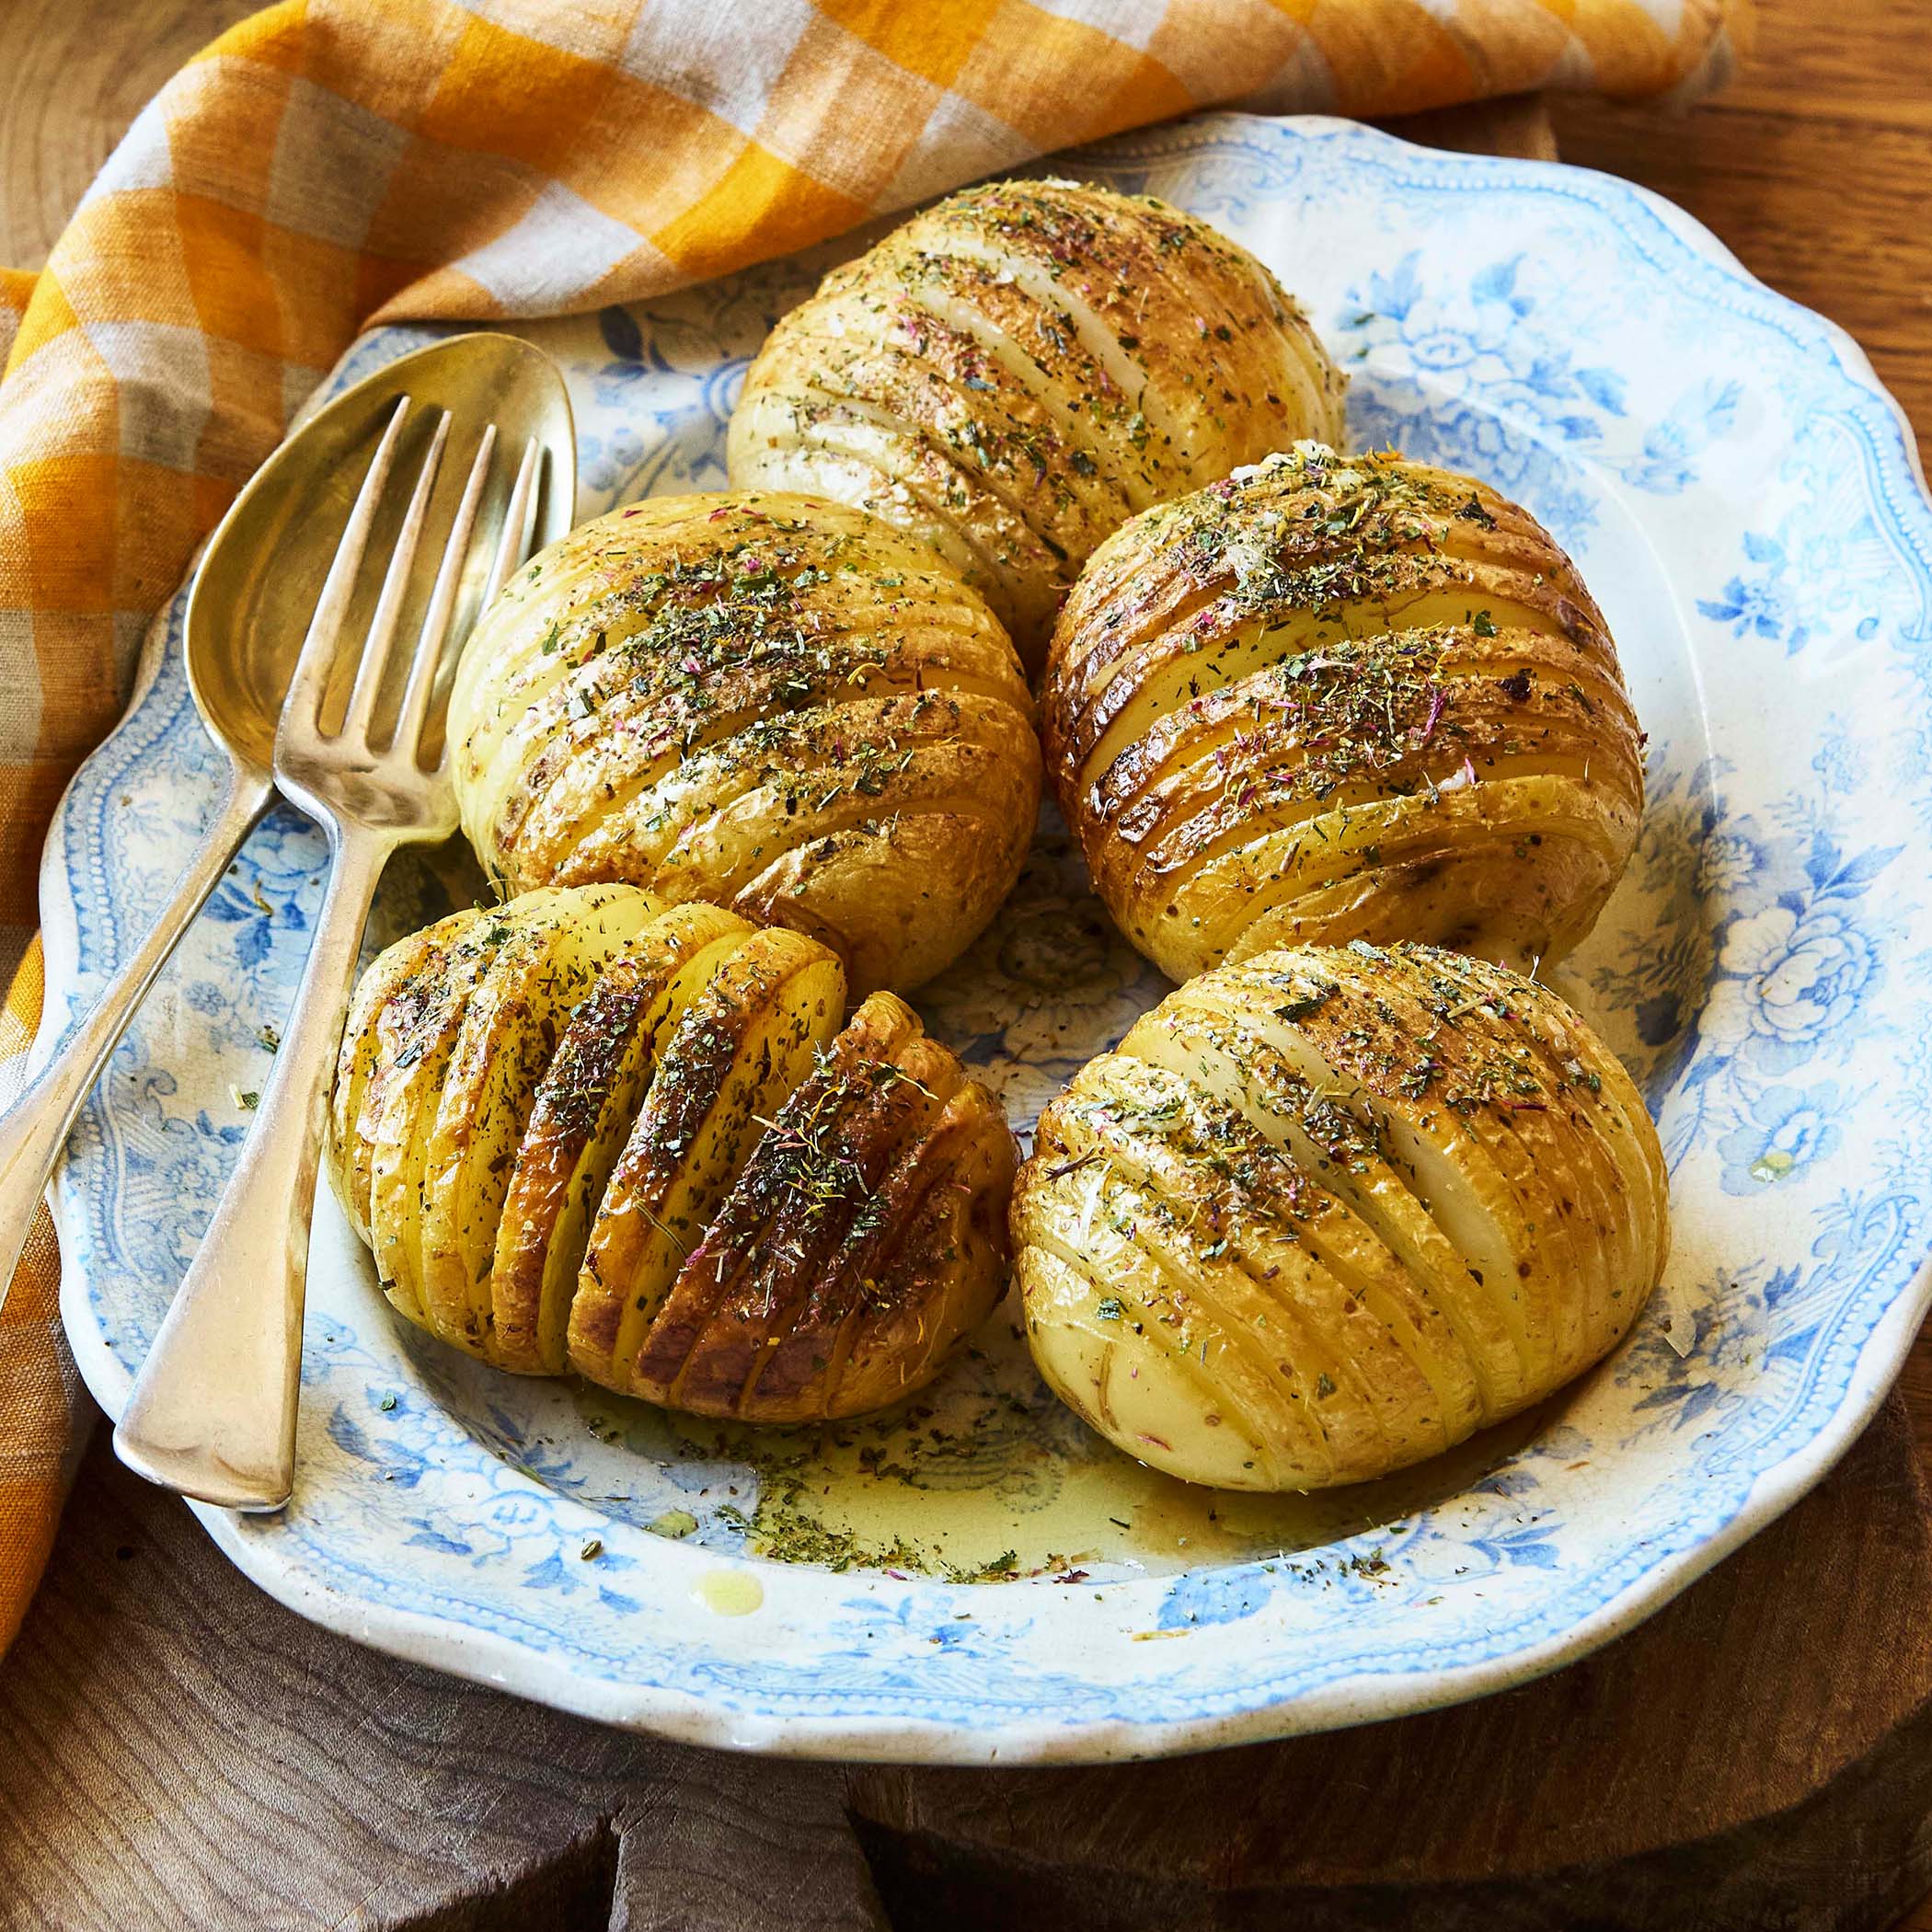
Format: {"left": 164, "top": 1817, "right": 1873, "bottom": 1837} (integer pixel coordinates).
{"left": 394, "top": 423, "right": 497, "bottom": 762}
{"left": 513, "top": 453, "right": 546, "bottom": 572}
{"left": 483, "top": 437, "right": 542, "bottom": 606}
{"left": 282, "top": 396, "right": 412, "bottom": 732}
{"left": 340, "top": 408, "right": 451, "bottom": 743}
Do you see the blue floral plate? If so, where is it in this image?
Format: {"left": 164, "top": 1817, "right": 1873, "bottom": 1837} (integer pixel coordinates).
{"left": 44, "top": 116, "right": 1932, "bottom": 1763}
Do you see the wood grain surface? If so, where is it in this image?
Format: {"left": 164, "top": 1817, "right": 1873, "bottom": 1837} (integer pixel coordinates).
{"left": 7, "top": 1404, "right": 1932, "bottom": 1932}
{"left": 2, "top": 2, "right": 1930, "bottom": 1928}
{"left": 0, "top": 0, "right": 255, "bottom": 271}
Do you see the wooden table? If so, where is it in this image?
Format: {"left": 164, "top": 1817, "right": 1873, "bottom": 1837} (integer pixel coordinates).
{"left": 2, "top": 4, "right": 1930, "bottom": 1928}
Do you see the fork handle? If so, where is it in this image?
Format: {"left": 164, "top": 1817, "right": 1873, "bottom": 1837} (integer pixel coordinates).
{"left": 0, "top": 769, "right": 274, "bottom": 1317}
{"left": 114, "top": 825, "right": 392, "bottom": 1512}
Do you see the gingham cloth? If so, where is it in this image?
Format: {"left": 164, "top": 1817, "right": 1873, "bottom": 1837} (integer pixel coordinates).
{"left": 0, "top": 0, "right": 1739, "bottom": 1657}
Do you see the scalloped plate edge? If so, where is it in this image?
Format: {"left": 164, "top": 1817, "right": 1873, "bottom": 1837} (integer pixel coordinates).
{"left": 42, "top": 112, "right": 1932, "bottom": 1764}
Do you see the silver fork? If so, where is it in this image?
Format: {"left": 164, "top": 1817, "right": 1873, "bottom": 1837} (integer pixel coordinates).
{"left": 113, "top": 397, "right": 544, "bottom": 1513}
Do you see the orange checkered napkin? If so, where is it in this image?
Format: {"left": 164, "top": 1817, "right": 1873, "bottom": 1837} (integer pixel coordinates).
{"left": 0, "top": 0, "right": 1739, "bottom": 1655}
{"left": 0, "top": 937, "right": 84, "bottom": 1658}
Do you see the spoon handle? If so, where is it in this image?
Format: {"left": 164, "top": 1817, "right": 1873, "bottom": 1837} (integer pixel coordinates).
{"left": 0, "top": 769, "right": 274, "bottom": 1317}
{"left": 113, "top": 826, "right": 390, "bottom": 1512}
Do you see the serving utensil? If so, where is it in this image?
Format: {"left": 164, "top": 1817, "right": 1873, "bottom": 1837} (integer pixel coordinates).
{"left": 0, "top": 336, "right": 572, "bottom": 1327}
{"left": 113, "top": 356, "right": 569, "bottom": 1512}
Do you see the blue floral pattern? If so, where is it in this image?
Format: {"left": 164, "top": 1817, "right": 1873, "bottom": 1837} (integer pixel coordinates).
{"left": 1337, "top": 248, "right": 1742, "bottom": 547}
{"left": 38, "top": 115, "right": 1932, "bottom": 1763}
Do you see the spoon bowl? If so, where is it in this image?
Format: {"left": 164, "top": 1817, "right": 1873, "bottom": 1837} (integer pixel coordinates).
{"left": 189, "top": 332, "right": 577, "bottom": 776}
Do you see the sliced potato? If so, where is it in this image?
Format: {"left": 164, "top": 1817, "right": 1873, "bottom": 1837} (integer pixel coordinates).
{"left": 329, "top": 913, "right": 470, "bottom": 1242}
{"left": 630, "top": 992, "right": 935, "bottom": 1415}
{"left": 1011, "top": 941, "right": 1669, "bottom": 1490}
{"left": 489, "top": 903, "right": 753, "bottom": 1374}
{"left": 331, "top": 892, "right": 1016, "bottom": 1418}
{"left": 569, "top": 926, "right": 846, "bottom": 1389}
{"left": 730, "top": 178, "right": 1347, "bottom": 666}
{"left": 1041, "top": 446, "right": 1645, "bottom": 982}
{"left": 448, "top": 491, "right": 1040, "bottom": 995}
{"left": 413, "top": 885, "right": 662, "bottom": 1355}
{"left": 620, "top": 994, "right": 1014, "bottom": 1421}
{"left": 362, "top": 907, "right": 534, "bottom": 1329}
{"left": 773, "top": 1064, "right": 1016, "bottom": 1420}
{"left": 1121, "top": 987, "right": 1515, "bottom": 1423}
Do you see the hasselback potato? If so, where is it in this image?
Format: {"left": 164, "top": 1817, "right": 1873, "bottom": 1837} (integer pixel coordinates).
{"left": 729, "top": 178, "right": 1346, "bottom": 667}
{"left": 1042, "top": 445, "right": 1645, "bottom": 983}
{"left": 448, "top": 491, "right": 1041, "bottom": 997}
{"left": 330, "top": 884, "right": 1018, "bottom": 1420}
{"left": 1011, "top": 941, "right": 1668, "bottom": 1491}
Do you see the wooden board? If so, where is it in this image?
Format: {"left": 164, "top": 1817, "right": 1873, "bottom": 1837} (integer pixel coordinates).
{"left": 0, "top": 0, "right": 256, "bottom": 274}
{"left": 3, "top": 9, "right": 1932, "bottom": 1928}
{"left": 5, "top": 1400, "right": 1932, "bottom": 1931}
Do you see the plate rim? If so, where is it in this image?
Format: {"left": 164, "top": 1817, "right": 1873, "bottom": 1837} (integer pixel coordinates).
{"left": 44, "top": 109, "right": 1932, "bottom": 1765}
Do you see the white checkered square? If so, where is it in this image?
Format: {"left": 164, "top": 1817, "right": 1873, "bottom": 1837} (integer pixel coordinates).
{"left": 76, "top": 96, "right": 175, "bottom": 212}
{"left": 266, "top": 78, "right": 411, "bottom": 250}
{"left": 458, "top": 180, "right": 654, "bottom": 308}
{"left": 0, "top": 333, "right": 113, "bottom": 462}
{"left": 1022, "top": 0, "right": 1164, "bottom": 50}
{"left": 880, "top": 88, "right": 1034, "bottom": 211}
{"left": 449, "top": 0, "right": 637, "bottom": 63}
{"left": 619, "top": 0, "right": 817, "bottom": 135}
{"left": 81, "top": 322, "right": 213, "bottom": 472}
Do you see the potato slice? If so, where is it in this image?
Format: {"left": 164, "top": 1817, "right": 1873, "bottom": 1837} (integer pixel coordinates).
{"left": 1269, "top": 944, "right": 1662, "bottom": 1386}
{"left": 755, "top": 1071, "right": 1015, "bottom": 1420}
{"left": 1046, "top": 1052, "right": 1450, "bottom": 1474}
{"left": 1015, "top": 1068, "right": 1376, "bottom": 1489}
{"left": 745, "top": 1028, "right": 981, "bottom": 1409}
{"left": 630, "top": 992, "right": 933, "bottom": 1414}
{"left": 367, "top": 890, "right": 584, "bottom": 1339}
{"left": 1121, "top": 990, "right": 1511, "bottom": 1426}
{"left": 365, "top": 907, "right": 558, "bottom": 1329}
{"left": 569, "top": 927, "right": 846, "bottom": 1390}
{"left": 415, "top": 884, "right": 662, "bottom": 1357}
{"left": 329, "top": 913, "right": 470, "bottom": 1243}
{"left": 1018, "top": 1159, "right": 1330, "bottom": 1491}
{"left": 489, "top": 903, "right": 753, "bottom": 1374}
{"left": 622, "top": 994, "right": 1012, "bottom": 1421}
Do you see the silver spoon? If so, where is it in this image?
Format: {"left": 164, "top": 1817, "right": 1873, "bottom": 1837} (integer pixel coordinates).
{"left": 0, "top": 334, "right": 574, "bottom": 1316}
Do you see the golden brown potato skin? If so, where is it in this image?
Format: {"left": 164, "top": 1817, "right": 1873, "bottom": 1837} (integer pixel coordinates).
{"left": 1042, "top": 446, "right": 1645, "bottom": 983}
{"left": 568, "top": 925, "right": 849, "bottom": 1389}
{"left": 330, "top": 893, "right": 1016, "bottom": 1422}
{"left": 449, "top": 490, "right": 1041, "bottom": 996}
{"left": 1011, "top": 941, "right": 1669, "bottom": 1491}
{"left": 619, "top": 991, "right": 1018, "bottom": 1422}
{"left": 492, "top": 903, "right": 750, "bottom": 1375}
{"left": 728, "top": 178, "right": 1347, "bottom": 668}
